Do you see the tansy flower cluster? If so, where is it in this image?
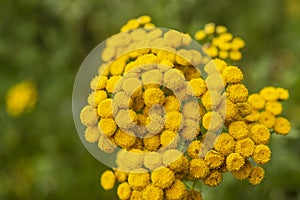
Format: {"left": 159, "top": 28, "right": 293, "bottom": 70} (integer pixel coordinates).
{"left": 195, "top": 23, "right": 245, "bottom": 62}
{"left": 77, "top": 15, "right": 291, "bottom": 200}
{"left": 5, "top": 80, "right": 38, "bottom": 117}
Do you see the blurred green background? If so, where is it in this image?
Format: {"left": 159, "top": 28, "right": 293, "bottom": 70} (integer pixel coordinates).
{"left": 0, "top": 0, "right": 300, "bottom": 199}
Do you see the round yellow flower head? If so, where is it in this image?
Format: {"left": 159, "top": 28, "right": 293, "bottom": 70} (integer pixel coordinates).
{"left": 117, "top": 182, "right": 132, "bottom": 200}
{"left": 232, "top": 161, "right": 252, "bottom": 180}
{"left": 106, "top": 75, "right": 122, "bottom": 93}
{"left": 189, "top": 78, "right": 207, "bottom": 97}
{"left": 163, "top": 95, "right": 180, "bottom": 112}
{"left": 98, "top": 118, "right": 117, "bottom": 137}
{"left": 90, "top": 75, "right": 107, "bottom": 90}
{"left": 143, "top": 87, "right": 165, "bottom": 107}
{"left": 195, "top": 30, "right": 206, "bottom": 41}
{"left": 276, "top": 87, "right": 289, "bottom": 100}
{"left": 252, "top": 145, "right": 271, "bottom": 165}
{"left": 260, "top": 86, "right": 279, "bottom": 101}
{"left": 265, "top": 101, "right": 283, "bottom": 116}
{"left": 203, "top": 170, "right": 223, "bottom": 187}
{"left": 231, "top": 37, "right": 245, "bottom": 50}
{"left": 228, "top": 121, "right": 249, "bottom": 140}
{"left": 80, "top": 105, "right": 98, "bottom": 126}
{"left": 204, "top": 45, "right": 218, "bottom": 59}
{"left": 250, "top": 122, "right": 270, "bottom": 139}
{"left": 189, "top": 159, "right": 210, "bottom": 179}
{"left": 88, "top": 90, "right": 107, "bottom": 107}
{"left": 98, "top": 135, "right": 116, "bottom": 153}
{"left": 142, "top": 185, "right": 164, "bottom": 200}
{"left": 164, "top": 111, "right": 182, "bottom": 131}
{"left": 205, "top": 74, "right": 225, "bottom": 92}
{"left": 165, "top": 179, "right": 187, "bottom": 200}
{"left": 247, "top": 93, "right": 265, "bottom": 110}
{"left": 144, "top": 152, "right": 162, "bottom": 171}
{"left": 160, "top": 130, "right": 178, "bottom": 149}
{"left": 202, "top": 111, "right": 223, "bottom": 131}
{"left": 114, "top": 129, "right": 136, "bottom": 149}
{"left": 204, "top": 150, "right": 224, "bottom": 169}
{"left": 187, "top": 140, "right": 202, "bottom": 159}
{"left": 274, "top": 117, "right": 291, "bottom": 135}
{"left": 204, "top": 23, "right": 215, "bottom": 35}
{"left": 84, "top": 126, "right": 100, "bottom": 143}
{"left": 258, "top": 111, "right": 276, "bottom": 129}
{"left": 143, "top": 135, "right": 161, "bottom": 151}
{"left": 130, "top": 190, "right": 143, "bottom": 200}
{"left": 163, "top": 30, "right": 183, "bottom": 48}
{"left": 237, "top": 102, "right": 252, "bottom": 117}
{"left": 151, "top": 167, "right": 175, "bottom": 189}
{"left": 226, "top": 153, "right": 245, "bottom": 171}
{"left": 229, "top": 50, "right": 242, "bottom": 61}
{"left": 235, "top": 137, "right": 255, "bottom": 158}
{"left": 128, "top": 169, "right": 150, "bottom": 191}
{"left": 204, "top": 59, "right": 226, "bottom": 74}
{"left": 222, "top": 66, "right": 243, "bottom": 84}
{"left": 122, "top": 77, "right": 142, "bottom": 96}
{"left": 97, "top": 98, "right": 113, "bottom": 118}
{"left": 201, "top": 91, "right": 222, "bottom": 111}
{"left": 115, "top": 109, "right": 137, "bottom": 130}
{"left": 220, "top": 99, "right": 238, "bottom": 121}
{"left": 249, "top": 166, "right": 265, "bottom": 185}
{"left": 219, "top": 50, "right": 228, "bottom": 60}
{"left": 214, "top": 133, "right": 236, "bottom": 156}
{"left": 100, "top": 170, "right": 116, "bottom": 190}
{"left": 227, "top": 84, "right": 248, "bottom": 103}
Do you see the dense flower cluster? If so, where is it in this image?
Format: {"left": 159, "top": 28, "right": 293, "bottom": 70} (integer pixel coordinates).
{"left": 195, "top": 23, "right": 245, "bottom": 62}
{"left": 78, "top": 15, "right": 291, "bottom": 200}
{"left": 5, "top": 80, "right": 38, "bottom": 117}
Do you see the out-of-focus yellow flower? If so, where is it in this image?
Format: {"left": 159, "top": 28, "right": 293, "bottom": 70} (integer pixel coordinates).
{"left": 258, "top": 111, "right": 276, "bottom": 128}
{"left": 6, "top": 80, "right": 38, "bottom": 117}
{"left": 265, "top": 101, "right": 283, "bottom": 116}
{"left": 260, "top": 87, "right": 279, "bottom": 101}
{"left": 249, "top": 166, "right": 265, "bottom": 185}
{"left": 276, "top": 87, "right": 289, "bottom": 100}
{"left": 274, "top": 117, "right": 291, "bottom": 135}
{"left": 100, "top": 170, "right": 116, "bottom": 190}
{"left": 249, "top": 124, "right": 270, "bottom": 145}
{"left": 248, "top": 93, "right": 265, "bottom": 110}
{"left": 194, "top": 30, "right": 206, "bottom": 41}
{"left": 204, "top": 23, "right": 215, "bottom": 35}
{"left": 117, "top": 182, "right": 132, "bottom": 200}
{"left": 114, "top": 169, "right": 128, "bottom": 183}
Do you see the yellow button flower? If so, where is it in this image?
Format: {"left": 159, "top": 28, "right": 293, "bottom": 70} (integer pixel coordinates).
{"left": 113, "top": 169, "right": 128, "bottom": 183}
{"left": 80, "top": 105, "right": 98, "bottom": 126}
{"left": 228, "top": 121, "right": 249, "bottom": 140}
{"left": 151, "top": 167, "right": 175, "bottom": 189}
{"left": 259, "top": 86, "right": 279, "bottom": 101}
{"left": 143, "top": 87, "right": 165, "bottom": 107}
{"left": 106, "top": 75, "right": 122, "bottom": 93}
{"left": 204, "top": 23, "right": 215, "bottom": 35}
{"left": 226, "top": 153, "right": 245, "bottom": 171}
{"left": 97, "top": 98, "right": 113, "bottom": 118}
{"left": 122, "top": 77, "right": 142, "bottom": 96}
{"left": 203, "top": 170, "right": 223, "bottom": 187}
{"left": 84, "top": 126, "right": 100, "bottom": 143}
{"left": 142, "top": 185, "right": 164, "bottom": 200}
{"left": 276, "top": 87, "right": 289, "bottom": 100}
{"left": 249, "top": 166, "right": 265, "bottom": 185}
{"left": 258, "top": 111, "right": 276, "bottom": 128}
{"left": 90, "top": 75, "right": 108, "bottom": 90}
{"left": 163, "top": 149, "right": 189, "bottom": 173}
{"left": 165, "top": 111, "right": 182, "bottom": 131}
{"left": 189, "top": 78, "right": 207, "bottom": 97}
{"left": 204, "top": 150, "right": 224, "bottom": 169}
{"left": 189, "top": 159, "right": 210, "bottom": 179}
{"left": 202, "top": 111, "right": 223, "bottom": 131}
{"left": 87, "top": 90, "right": 107, "bottom": 107}
{"left": 131, "top": 190, "right": 143, "bottom": 200}
{"left": 265, "top": 101, "right": 282, "bottom": 116}
{"left": 163, "top": 95, "right": 180, "bottom": 112}
{"left": 98, "top": 118, "right": 117, "bottom": 137}
{"left": 100, "top": 170, "right": 116, "bottom": 190}
{"left": 144, "top": 152, "right": 162, "bottom": 171}
{"left": 216, "top": 25, "right": 228, "bottom": 34}
{"left": 247, "top": 93, "right": 265, "bottom": 110}
{"left": 232, "top": 161, "right": 252, "bottom": 180}
{"left": 128, "top": 170, "right": 150, "bottom": 191}
{"left": 163, "top": 30, "right": 183, "bottom": 48}
{"left": 252, "top": 145, "right": 271, "bottom": 165}
{"left": 235, "top": 138, "right": 255, "bottom": 158}
{"left": 249, "top": 124, "right": 270, "bottom": 145}
{"left": 160, "top": 130, "right": 178, "bottom": 149}
{"left": 227, "top": 84, "right": 248, "bottom": 103}
{"left": 229, "top": 50, "right": 242, "bottom": 61}
{"left": 117, "top": 182, "right": 132, "bottom": 200}
{"left": 201, "top": 91, "right": 222, "bottom": 111}
{"left": 143, "top": 135, "right": 161, "bottom": 151}
{"left": 195, "top": 30, "right": 206, "bottom": 41}
{"left": 274, "top": 117, "right": 291, "bottom": 135}
{"left": 187, "top": 140, "right": 202, "bottom": 159}
{"left": 231, "top": 37, "right": 245, "bottom": 50}
{"left": 222, "top": 66, "right": 243, "bottom": 84}
{"left": 214, "top": 133, "right": 236, "bottom": 156}
{"left": 165, "top": 179, "right": 187, "bottom": 200}
{"left": 114, "top": 129, "right": 136, "bottom": 149}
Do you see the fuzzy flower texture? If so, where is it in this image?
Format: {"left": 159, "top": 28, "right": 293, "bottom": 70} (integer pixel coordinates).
{"left": 79, "top": 15, "right": 291, "bottom": 200}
